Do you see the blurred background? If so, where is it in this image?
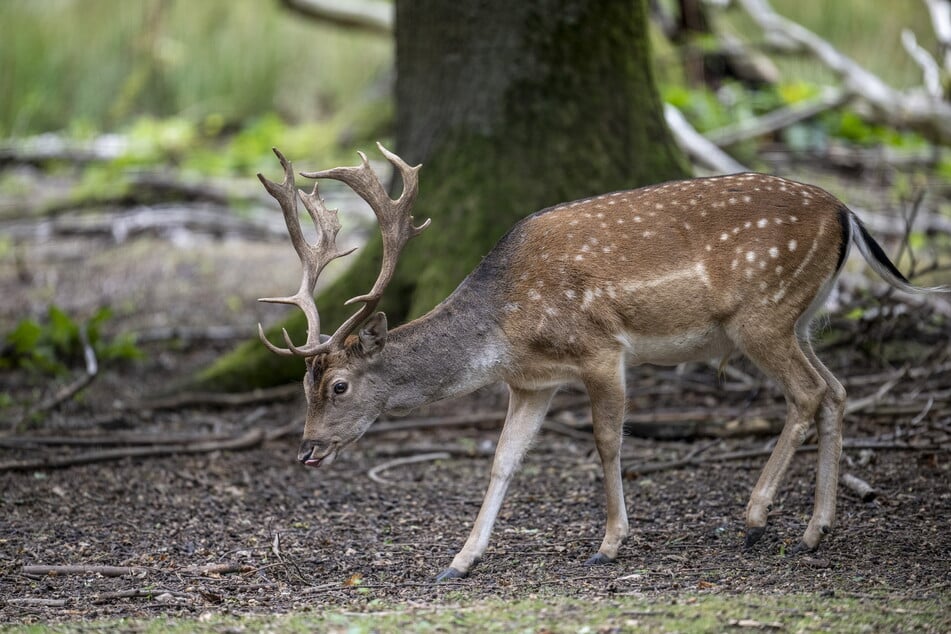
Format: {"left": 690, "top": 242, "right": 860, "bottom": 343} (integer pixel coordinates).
{"left": 1, "top": 0, "right": 949, "bottom": 404}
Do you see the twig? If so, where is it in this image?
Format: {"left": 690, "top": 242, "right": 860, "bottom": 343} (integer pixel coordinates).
{"left": 841, "top": 473, "right": 877, "bottom": 502}
{"left": 134, "top": 384, "right": 300, "bottom": 410}
{"left": 0, "top": 427, "right": 266, "bottom": 472}
{"left": 21, "top": 565, "right": 148, "bottom": 578}
{"left": 624, "top": 439, "right": 720, "bottom": 476}
{"left": 367, "top": 452, "right": 451, "bottom": 485}
{"left": 542, "top": 419, "right": 593, "bottom": 442}
{"left": 7, "top": 597, "right": 68, "bottom": 607}
{"left": 844, "top": 369, "right": 905, "bottom": 415}
{"left": 181, "top": 562, "right": 253, "bottom": 576}
{"left": 623, "top": 437, "right": 943, "bottom": 477}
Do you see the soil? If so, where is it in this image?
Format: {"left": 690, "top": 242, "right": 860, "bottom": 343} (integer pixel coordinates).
{"left": 0, "top": 173, "right": 949, "bottom": 627}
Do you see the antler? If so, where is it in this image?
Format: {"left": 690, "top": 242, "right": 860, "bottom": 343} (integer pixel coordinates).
{"left": 257, "top": 143, "right": 430, "bottom": 357}
{"left": 256, "top": 148, "right": 356, "bottom": 357}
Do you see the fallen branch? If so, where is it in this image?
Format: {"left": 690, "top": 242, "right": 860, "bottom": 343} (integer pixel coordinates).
{"left": 0, "top": 133, "right": 129, "bottom": 164}
{"left": 664, "top": 104, "right": 748, "bottom": 174}
{"left": 132, "top": 325, "right": 249, "bottom": 346}
{"left": 841, "top": 473, "right": 877, "bottom": 502}
{"left": 3, "top": 203, "right": 288, "bottom": 244}
{"left": 0, "top": 427, "right": 266, "bottom": 472}
{"left": 134, "top": 384, "right": 300, "bottom": 410}
{"left": 738, "top": 0, "right": 951, "bottom": 144}
{"left": 21, "top": 565, "right": 147, "bottom": 578}
{"left": 6, "top": 597, "right": 68, "bottom": 607}
{"left": 181, "top": 562, "right": 253, "bottom": 576}
{"left": 844, "top": 369, "right": 905, "bottom": 415}
{"left": 623, "top": 437, "right": 944, "bottom": 477}
{"left": 367, "top": 452, "right": 451, "bottom": 485}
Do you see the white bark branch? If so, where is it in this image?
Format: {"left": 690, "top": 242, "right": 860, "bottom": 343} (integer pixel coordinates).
{"left": 738, "top": 0, "right": 951, "bottom": 144}
{"left": 663, "top": 104, "right": 748, "bottom": 174}
{"left": 280, "top": 0, "right": 393, "bottom": 35}
{"left": 923, "top": 0, "right": 951, "bottom": 73}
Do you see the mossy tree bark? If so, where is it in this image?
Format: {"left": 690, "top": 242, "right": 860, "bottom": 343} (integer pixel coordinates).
{"left": 195, "top": 0, "right": 688, "bottom": 391}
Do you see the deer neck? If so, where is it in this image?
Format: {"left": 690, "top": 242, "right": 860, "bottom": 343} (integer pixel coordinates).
{"left": 377, "top": 281, "right": 510, "bottom": 415}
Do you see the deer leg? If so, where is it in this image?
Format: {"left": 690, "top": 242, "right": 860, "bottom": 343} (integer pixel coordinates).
{"left": 795, "top": 342, "right": 846, "bottom": 552}
{"left": 582, "top": 359, "right": 629, "bottom": 565}
{"left": 737, "top": 333, "right": 826, "bottom": 548}
{"left": 436, "top": 385, "right": 556, "bottom": 581}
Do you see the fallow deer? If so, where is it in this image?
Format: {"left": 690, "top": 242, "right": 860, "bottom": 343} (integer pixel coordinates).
{"left": 256, "top": 144, "right": 947, "bottom": 581}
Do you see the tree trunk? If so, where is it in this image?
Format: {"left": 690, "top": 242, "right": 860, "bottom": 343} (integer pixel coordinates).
{"left": 194, "top": 0, "right": 688, "bottom": 391}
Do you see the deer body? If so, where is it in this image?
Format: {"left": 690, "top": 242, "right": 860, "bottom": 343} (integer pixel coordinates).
{"left": 256, "top": 146, "right": 945, "bottom": 581}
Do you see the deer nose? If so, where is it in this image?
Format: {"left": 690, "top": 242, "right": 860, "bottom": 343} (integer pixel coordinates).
{"left": 298, "top": 439, "right": 319, "bottom": 463}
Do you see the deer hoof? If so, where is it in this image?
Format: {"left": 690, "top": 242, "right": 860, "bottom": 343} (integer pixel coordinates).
{"left": 435, "top": 567, "right": 467, "bottom": 582}
{"left": 744, "top": 526, "right": 766, "bottom": 550}
{"left": 788, "top": 540, "right": 817, "bottom": 556}
{"left": 584, "top": 552, "right": 615, "bottom": 566}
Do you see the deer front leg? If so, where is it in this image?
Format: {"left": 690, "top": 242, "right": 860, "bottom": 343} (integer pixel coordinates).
{"left": 436, "top": 385, "right": 556, "bottom": 581}
{"left": 582, "top": 359, "right": 629, "bottom": 565}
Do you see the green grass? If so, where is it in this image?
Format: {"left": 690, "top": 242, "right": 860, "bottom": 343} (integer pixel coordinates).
{"left": 4, "top": 593, "right": 948, "bottom": 633}
{"left": 0, "top": 0, "right": 391, "bottom": 136}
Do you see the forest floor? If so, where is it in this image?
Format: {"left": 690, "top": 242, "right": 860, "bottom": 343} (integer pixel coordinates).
{"left": 0, "top": 160, "right": 949, "bottom": 632}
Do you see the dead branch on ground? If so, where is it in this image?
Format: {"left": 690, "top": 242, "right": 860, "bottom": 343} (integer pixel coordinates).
{"left": 2, "top": 203, "right": 288, "bottom": 244}
{"left": 21, "top": 565, "right": 148, "bottom": 578}
{"left": 623, "top": 437, "right": 946, "bottom": 477}
{"left": 0, "top": 427, "right": 266, "bottom": 472}
{"left": 134, "top": 384, "right": 300, "bottom": 411}
{"left": 841, "top": 473, "right": 878, "bottom": 502}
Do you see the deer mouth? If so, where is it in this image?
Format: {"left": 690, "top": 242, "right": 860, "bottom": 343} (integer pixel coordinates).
{"left": 299, "top": 443, "right": 338, "bottom": 468}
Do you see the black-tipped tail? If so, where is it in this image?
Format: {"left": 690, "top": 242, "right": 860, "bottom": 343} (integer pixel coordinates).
{"left": 845, "top": 209, "right": 949, "bottom": 294}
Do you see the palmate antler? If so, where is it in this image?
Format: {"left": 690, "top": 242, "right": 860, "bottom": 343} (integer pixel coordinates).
{"left": 257, "top": 143, "right": 430, "bottom": 357}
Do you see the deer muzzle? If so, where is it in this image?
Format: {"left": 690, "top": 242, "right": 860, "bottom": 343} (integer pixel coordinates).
{"left": 297, "top": 439, "right": 335, "bottom": 468}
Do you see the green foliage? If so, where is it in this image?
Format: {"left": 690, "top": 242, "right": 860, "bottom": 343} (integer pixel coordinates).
{"left": 666, "top": 80, "right": 931, "bottom": 156}
{"left": 1, "top": 306, "right": 142, "bottom": 375}
{"left": 823, "top": 111, "right": 929, "bottom": 148}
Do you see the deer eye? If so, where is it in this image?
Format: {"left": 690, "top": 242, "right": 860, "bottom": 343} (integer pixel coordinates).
{"left": 332, "top": 381, "right": 348, "bottom": 395}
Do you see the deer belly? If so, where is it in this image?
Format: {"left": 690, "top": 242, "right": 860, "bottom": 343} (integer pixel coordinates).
{"left": 618, "top": 327, "right": 732, "bottom": 366}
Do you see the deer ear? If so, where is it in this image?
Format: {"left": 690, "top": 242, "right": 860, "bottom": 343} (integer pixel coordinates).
{"left": 357, "top": 312, "right": 388, "bottom": 356}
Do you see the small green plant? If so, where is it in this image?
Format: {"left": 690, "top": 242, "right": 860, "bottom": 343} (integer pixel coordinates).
{"left": 1, "top": 305, "right": 142, "bottom": 375}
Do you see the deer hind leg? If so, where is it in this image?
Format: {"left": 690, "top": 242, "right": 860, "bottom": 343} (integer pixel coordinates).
{"left": 797, "top": 341, "right": 846, "bottom": 552}
{"left": 735, "top": 331, "right": 826, "bottom": 549}
{"left": 582, "top": 357, "right": 630, "bottom": 565}
{"left": 436, "top": 385, "right": 556, "bottom": 581}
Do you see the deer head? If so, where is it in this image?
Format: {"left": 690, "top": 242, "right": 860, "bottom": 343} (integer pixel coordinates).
{"left": 256, "top": 144, "right": 429, "bottom": 467}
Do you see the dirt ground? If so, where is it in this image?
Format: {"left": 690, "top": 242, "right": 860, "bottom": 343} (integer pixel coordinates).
{"left": 0, "top": 169, "right": 949, "bottom": 628}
